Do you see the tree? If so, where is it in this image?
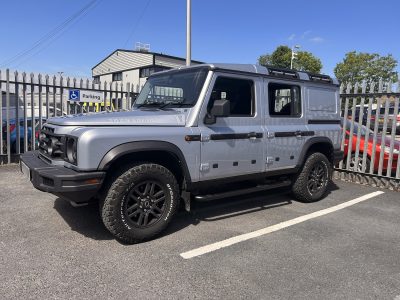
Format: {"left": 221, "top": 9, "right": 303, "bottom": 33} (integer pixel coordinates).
{"left": 258, "top": 45, "right": 323, "bottom": 73}
{"left": 334, "top": 51, "right": 398, "bottom": 86}
{"left": 295, "top": 52, "right": 323, "bottom": 74}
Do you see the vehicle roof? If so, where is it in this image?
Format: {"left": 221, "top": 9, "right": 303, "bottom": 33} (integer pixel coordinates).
{"left": 153, "top": 63, "right": 339, "bottom": 86}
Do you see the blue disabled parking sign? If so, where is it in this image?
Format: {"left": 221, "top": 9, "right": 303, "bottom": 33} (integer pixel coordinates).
{"left": 69, "top": 89, "right": 80, "bottom": 101}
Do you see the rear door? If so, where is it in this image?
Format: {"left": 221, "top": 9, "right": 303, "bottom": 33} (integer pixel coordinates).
{"left": 264, "top": 80, "right": 310, "bottom": 170}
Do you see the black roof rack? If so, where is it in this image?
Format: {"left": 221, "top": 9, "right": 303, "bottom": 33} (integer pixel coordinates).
{"left": 308, "top": 73, "right": 332, "bottom": 83}
{"left": 266, "top": 66, "right": 299, "bottom": 79}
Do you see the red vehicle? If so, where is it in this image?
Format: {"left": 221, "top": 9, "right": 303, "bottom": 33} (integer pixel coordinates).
{"left": 342, "top": 120, "right": 400, "bottom": 174}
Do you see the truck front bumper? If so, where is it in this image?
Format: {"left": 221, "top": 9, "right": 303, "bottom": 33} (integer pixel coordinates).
{"left": 20, "top": 151, "right": 106, "bottom": 203}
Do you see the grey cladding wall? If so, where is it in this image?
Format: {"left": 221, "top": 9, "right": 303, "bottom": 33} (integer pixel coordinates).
{"left": 93, "top": 51, "right": 153, "bottom": 76}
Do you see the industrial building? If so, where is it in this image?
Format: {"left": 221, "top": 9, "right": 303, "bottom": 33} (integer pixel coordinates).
{"left": 91, "top": 49, "right": 203, "bottom": 88}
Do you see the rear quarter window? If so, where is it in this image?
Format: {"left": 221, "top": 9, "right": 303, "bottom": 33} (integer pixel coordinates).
{"left": 307, "top": 87, "right": 337, "bottom": 113}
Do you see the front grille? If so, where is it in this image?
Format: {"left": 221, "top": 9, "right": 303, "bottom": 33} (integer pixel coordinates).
{"left": 42, "top": 126, "right": 55, "bottom": 134}
{"left": 39, "top": 129, "right": 65, "bottom": 159}
{"left": 42, "top": 177, "right": 54, "bottom": 187}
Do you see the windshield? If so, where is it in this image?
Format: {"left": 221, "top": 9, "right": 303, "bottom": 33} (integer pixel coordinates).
{"left": 133, "top": 68, "right": 208, "bottom": 109}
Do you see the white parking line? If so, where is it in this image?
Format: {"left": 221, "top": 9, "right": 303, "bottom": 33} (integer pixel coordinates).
{"left": 180, "top": 191, "right": 384, "bottom": 259}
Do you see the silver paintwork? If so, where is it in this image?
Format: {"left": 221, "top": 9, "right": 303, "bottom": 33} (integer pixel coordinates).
{"left": 41, "top": 64, "right": 342, "bottom": 182}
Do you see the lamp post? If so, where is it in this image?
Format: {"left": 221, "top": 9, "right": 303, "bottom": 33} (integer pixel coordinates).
{"left": 186, "top": 0, "right": 191, "bottom": 66}
{"left": 290, "top": 45, "right": 300, "bottom": 69}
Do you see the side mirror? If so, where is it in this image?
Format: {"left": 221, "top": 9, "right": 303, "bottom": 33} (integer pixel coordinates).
{"left": 211, "top": 99, "right": 230, "bottom": 117}
{"left": 204, "top": 99, "right": 230, "bottom": 125}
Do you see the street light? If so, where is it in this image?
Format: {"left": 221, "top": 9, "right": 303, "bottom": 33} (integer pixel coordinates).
{"left": 290, "top": 45, "right": 300, "bottom": 69}
{"left": 186, "top": 0, "right": 191, "bottom": 66}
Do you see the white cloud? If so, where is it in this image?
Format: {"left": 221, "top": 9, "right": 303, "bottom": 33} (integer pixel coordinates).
{"left": 309, "top": 36, "right": 324, "bottom": 43}
{"left": 286, "top": 31, "right": 324, "bottom": 44}
{"left": 301, "top": 30, "right": 312, "bottom": 39}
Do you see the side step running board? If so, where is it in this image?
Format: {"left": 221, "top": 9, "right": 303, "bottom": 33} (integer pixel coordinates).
{"left": 194, "top": 180, "right": 291, "bottom": 202}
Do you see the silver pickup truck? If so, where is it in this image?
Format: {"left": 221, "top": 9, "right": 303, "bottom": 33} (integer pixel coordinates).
{"left": 20, "top": 64, "right": 343, "bottom": 243}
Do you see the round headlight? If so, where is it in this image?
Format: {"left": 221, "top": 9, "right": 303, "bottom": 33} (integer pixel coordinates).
{"left": 66, "top": 137, "right": 77, "bottom": 164}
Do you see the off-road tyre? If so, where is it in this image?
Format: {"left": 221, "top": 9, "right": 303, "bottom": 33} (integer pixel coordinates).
{"left": 101, "top": 163, "right": 179, "bottom": 244}
{"left": 292, "top": 152, "right": 332, "bottom": 203}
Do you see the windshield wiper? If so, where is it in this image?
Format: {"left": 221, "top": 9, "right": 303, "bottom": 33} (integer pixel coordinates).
{"left": 157, "top": 101, "right": 191, "bottom": 110}
{"left": 136, "top": 101, "right": 164, "bottom": 109}
{"left": 136, "top": 99, "right": 191, "bottom": 110}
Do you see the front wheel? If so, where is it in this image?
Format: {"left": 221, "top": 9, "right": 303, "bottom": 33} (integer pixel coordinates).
{"left": 292, "top": 152, "right": 332, "bottom": 203}
{"left": 101, "top": 163, "right": 180, "bottom": 244}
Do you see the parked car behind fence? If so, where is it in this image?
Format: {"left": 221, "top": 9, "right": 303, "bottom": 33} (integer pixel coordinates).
{"left": 370, "top": 106, "right": 400, "bottom": 134}
{"left": 344, "top": 106, "right": 369, "bottom": 125}
{"left": 342, "top": 119, "right": 399, "bottom": 175}
{"left": 1, "top": 118, "right": 43, "bottom": 154}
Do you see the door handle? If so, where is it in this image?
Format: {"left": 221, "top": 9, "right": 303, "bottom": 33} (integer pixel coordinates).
{"left": 247, "top": 132, "right": 262, "bottom": 139}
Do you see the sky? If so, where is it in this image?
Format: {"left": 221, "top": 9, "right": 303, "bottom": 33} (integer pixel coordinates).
{"left": 0, "top": 0, "right": 399, "bottom": 79}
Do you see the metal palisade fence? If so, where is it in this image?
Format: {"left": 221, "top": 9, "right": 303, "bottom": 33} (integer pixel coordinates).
{"left": 0, "top": 69, "right": 142, "bottom": 164}
{"left": 337, "top": 79, "right": 400, "bottom": 190}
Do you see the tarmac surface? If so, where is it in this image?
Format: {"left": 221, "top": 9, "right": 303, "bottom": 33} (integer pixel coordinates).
{"left": 0, "top": 164, "right": 399, "bottom": 299}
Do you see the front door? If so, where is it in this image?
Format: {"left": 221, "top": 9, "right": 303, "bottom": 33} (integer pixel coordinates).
{"left": 198, "top": 74, "right": 264, "bottom": 181}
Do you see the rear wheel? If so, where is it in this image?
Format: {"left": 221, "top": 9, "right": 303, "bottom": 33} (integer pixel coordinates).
{"left": 348, "top": 153, "right": 371, "bottom": 173}
{"left": 101, "top": 163, "right": 179, "bottom": 244}
{"left": 292, "top": 152, "right": 331, "bottom": 203}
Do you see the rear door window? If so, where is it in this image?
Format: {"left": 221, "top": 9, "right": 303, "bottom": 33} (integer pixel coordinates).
{"left": 268, "top": 83, "right": 301, "bottom": 117}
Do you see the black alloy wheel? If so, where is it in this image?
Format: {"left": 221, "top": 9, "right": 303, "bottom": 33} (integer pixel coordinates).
{"left": 307, "top": 162, "right": 327, "bottom": 195}
{"left": 125, "top": 181, "right": 166, "bottom": 228}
